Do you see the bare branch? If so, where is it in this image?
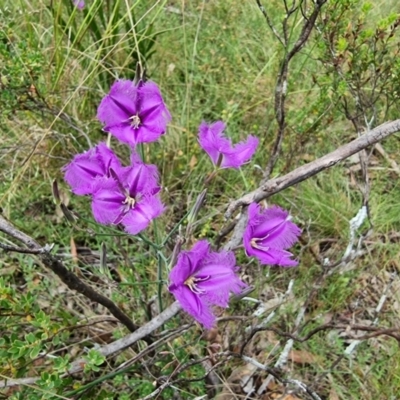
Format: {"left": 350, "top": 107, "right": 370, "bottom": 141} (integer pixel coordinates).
{"left": 139, "top": 356, "right": 228, "bottom": 400}
{"left": 68, "top": 301, "right": 181, "bottom": 374}
{"left": 0, "top": 215, "right": 141, "bottom": 335}
{"left": 115, "top": 324, "right": 192, "bottom": 372}
{"left": 263, "top": 0, "right": 328, "bottom": 180}
{"left": 0, "top": 301, "right": 182, "bottom": 388}
{"left": 241, "top": 323, "right": 400, "bottom": 348}
{"left": 254, "top": 0, "right": 285, "bottom": 45}
{"left": 235, "top": 354, "right": 322, "bottom": 400}
{"left": 0, "top": 241, "right": 52, "bottom": 254}
{"left": 226, "top": 119, "right": 400, "bottom": 221}
{"left": 286, "top": 0, "right": 328, "bottom": 62}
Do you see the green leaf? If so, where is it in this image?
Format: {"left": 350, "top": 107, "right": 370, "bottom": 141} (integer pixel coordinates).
{"left": 29, "top": 345, "right": 41, "bottom": 360}
{"left": 336, "top": 37, "right": 348, "bottom": 52}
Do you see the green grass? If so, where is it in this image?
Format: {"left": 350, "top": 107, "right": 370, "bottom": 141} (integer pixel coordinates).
{"left": 1, "top": 0, "right": 400, "bottom": 398}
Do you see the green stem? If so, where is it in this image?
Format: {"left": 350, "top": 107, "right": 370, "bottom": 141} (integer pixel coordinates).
{"left": 239, "top": 167, "right": 250, "bottom": 192}
{"left": 65, "top": 365, "right": 137, "bottom": 396}
{"left": 138, "top": 142, "right": 145, "bottom": 161}
{"left": 204, "top": 168, "right": 220, "bottom": 186}
{"left": 119, "top": 280, "right": 165, "bottom": 286}
{"left": 72, "top": 216, "right": 161, "bottom": 250}
{"left": 157, "top": 252, "right": 163, "bottom": 313}
{"left": 152, "top": 219, "right": 163, "bottom": 313}
{"left": 161, "top": 210, "right": 191, "bottom": 247}
{"left": 137, "top": 233, "right": 161, "bottom": 251}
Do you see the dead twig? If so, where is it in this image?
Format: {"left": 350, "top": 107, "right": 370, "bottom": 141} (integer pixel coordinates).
{"left": 0, "top": 301, "right": 182, "bottom": 388}
{"left": 260, "top": 0, "right": 328, "bottom": 181}
{"left": 242, "top": 323, "right": 400, "bottom": 351}
{"left": 115, "top": 324, "right": 193, "bottom": 372}
{"left": 225, "top": 119, "right": 400, "bottom": 220}
{"left": 234, "top": 354, "right": 323, "bottom": 400}
{"left": 139, "top": 354, "right": 229, "bottom": 400}
{"left": 0, "top": 215, "right": 141, "bottom": 335}
{"left": 374, "top": 142, "right": 400, "bottom": 176}
{"left": 0, "top": 241, "right": 53, "bottom": 254}
{"left": 254, "top": 0, "right": 285, "bottom": 45}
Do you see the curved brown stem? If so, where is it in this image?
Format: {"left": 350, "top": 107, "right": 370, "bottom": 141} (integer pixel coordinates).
{"left": 226, "top": 119, "right": 400, "bottom": 220}
{"left": 0, "top": 215, "right": 140, "bottom": 335}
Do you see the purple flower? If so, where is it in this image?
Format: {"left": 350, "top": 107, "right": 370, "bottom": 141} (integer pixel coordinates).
{"left": 62, "top": 143, "right": 121, "bottom": 196}
{"left": 72, "top": 0, "right": 85, "bottom": 10}
{"left": 198, "top": 121, "right": 259, "bottom": 169}
{"left": 91, "top": 162, "right": 164, "bottom": 235}
{"left": 97, "top": 80, "right": 171, "bottom": 147}
{"left": 169, "top": 240, "right": 247, "bottom": 329}
{"left": 244, "top": 203, "right": 301, "bottom": 267}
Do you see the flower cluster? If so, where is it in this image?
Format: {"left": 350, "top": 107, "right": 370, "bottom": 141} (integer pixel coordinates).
{"left": 63, "top": 78, "right": 169, "bottom": 234}
{"left": 63, "top": 74, "right": 301, "bottom": 330}
{"left": 167, "top": 120, "right": 301, "bottom": 328}
{"left": 168, "top": 203, "right": 301, "bottom": 328}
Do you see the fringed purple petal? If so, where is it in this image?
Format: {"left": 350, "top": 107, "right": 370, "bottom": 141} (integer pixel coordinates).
{"left": 198, "top": 121, "right": 258, "bottom": 169}
{"left": 91, "top": 177, "right": 125, "bottom": 224}
{"left": 225, "top": 135, "right": 259, "bottom": 168}
{"left": 95, "top": 142, "right": 122, "bottom": 173}
{"left": 138, "top": 82, "right": 171, "bottom": 126}
{"left": 169, "top": 240, "right": 210, "bottom": 287}
{"left": 97, "top": 82, "right": 135, "bottom": 130}
{"left": 135, "top": 124, "right": 166, "bottom": 144}
{"left": 97, "top": 80, "right": 170, "bottom": 147}
{"left": 62, "top": 143, "right": 121, "bottom": 196}
{"left": 103, "top": 124, "right": 137, "bottom": 147}
{"left": 246, "top": 246, "right": 299, "bottom": 267}
{"left": 260, "top": 221, "right": 301, "bottom": 250}
{"left": 169, "top": 285, "right": 215, "bottom": 329}
{"left": 253, "top": 205, "right": 301, "bottom": 249}
{"left": 198, "top": 250, "right": 247, "bottom": 307}
{"left": 188, "top": 240, "right": 212, "bottom": 273}
{"left": 247, "top": 204, "right": 289, "bottom": 238}
{"left": 168, "top": 240, "right": 247, "bottom": 329}
{"left": 121, "top": 195, "right": 165, "bottom": 235}
{"left": 169, "top": 253, "right": 192, "bottom": 288}
{"left": 244, "top": 203, "right": 301, "bottom": 267}
{"left": 198, "top": 121, "right": 232, "bottom": 165}
{"left": 63, "top": 148, "right": 103, "bottom": 195}
{"left": 123, "top": 163, "right": 160, "bottom": 197}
